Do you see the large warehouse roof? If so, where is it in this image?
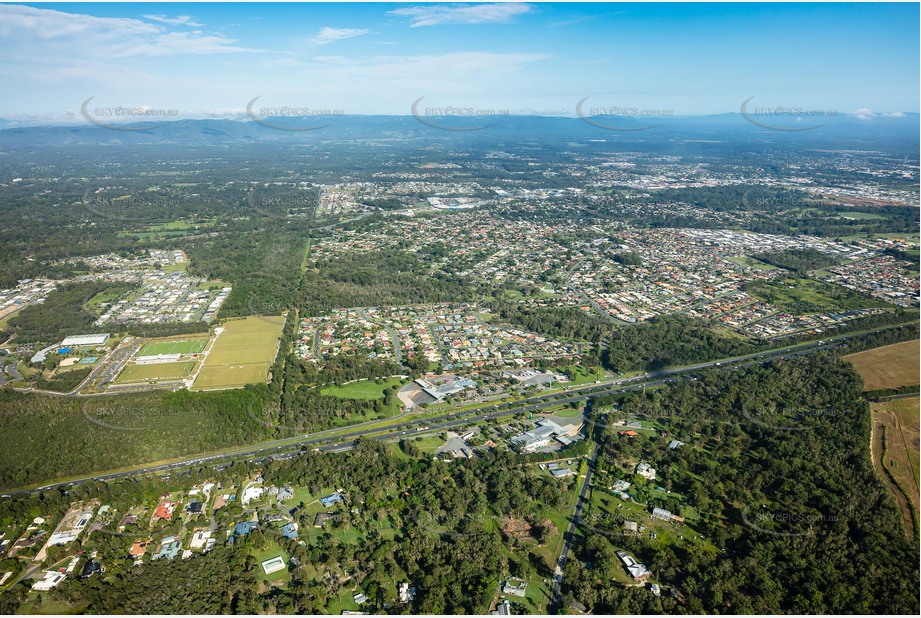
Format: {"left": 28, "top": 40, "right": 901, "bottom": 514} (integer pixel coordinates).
{"left": 60, "top": 333, "right": 110, "bottom": 347}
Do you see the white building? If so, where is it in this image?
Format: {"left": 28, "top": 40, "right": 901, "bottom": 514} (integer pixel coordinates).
{"left": 60, "top": 333, "right": 110, "bottom": 347}
{"left": 241, "top": 486, "right": 265, "bottom": 506}
{"left": 31, "top": 571, "right": 66, "bottom": 591}
{"left": 261, "top": 556, "right": 286, "bottom": 575}
{"left": 190, "top": 530, "right": 212, "bottom": 549}
{"left": 502, "top": 580, "right": 528, "bottom": 597}
{"left": 616, "top": 550, "right": 651, "bottom": 580}
{"left": 511, "top": 419, "right": 582, "bottom": 453}
{"left": 398, "top": 582, "right": 416, "bottom": 603}
{"left": 135, "top": 354, "right": 182, "bottom": 365}
{"left": 47, "top": 531, "right": 78, "bottom": 546}
{"left": 636, "top": 462, "right": 657, "bottom": 481}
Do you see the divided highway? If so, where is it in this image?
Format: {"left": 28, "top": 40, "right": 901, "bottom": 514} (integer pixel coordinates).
{"left": 0, "top": 324, "right": 908, "bottom": 499}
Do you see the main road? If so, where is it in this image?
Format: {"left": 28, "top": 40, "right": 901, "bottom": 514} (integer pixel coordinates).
{"left": 550, "top": 438, "right": 599, "bottom": 612}
{"left": 0, "top": 323, "right": 910, "bottom": 498}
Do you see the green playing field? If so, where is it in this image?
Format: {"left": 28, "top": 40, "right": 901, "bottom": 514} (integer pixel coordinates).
{"left": 137, "top": 339, "right": 208, "bottom": 356}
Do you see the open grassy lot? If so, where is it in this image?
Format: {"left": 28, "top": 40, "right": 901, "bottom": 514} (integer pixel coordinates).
{"left": 194, "top": 364, "right": 269, "bottom": 389}
{"left": 113, "top": 361, "right": 197, "bottom": 383}
{"left": 326, "top": 590, "right": 363, "bottom": 615}
{"left": 545, "top": 406, "right": 582, "bottom": 419}
{"left": 871, "top": 396, "right": 920, "bottom": 539}
{"left": 747, "top": 277, "right": 891, "bottom": 313}
{"left": 193, "top": 316, "right": 285, "bottom": 390}
{"left": 138, "top": 339, "right": 208, "bottom": 356}
{"left": 562, "top": 365, "right": 606, "bottom": 385}
{"left": 252, "top": 544, "right": 291, "bottom": 586}
{"left": 840, "top": 211, "right": 887, "bottom": 220}
{"left": 118, "top": 218, "right": 217, "bottom": 241}
{"left": 320, "top": 377, "right": 403, "bottom": 400}
{"left": 15, "top": 593, "right": 79, "bottom": 615}
{"left": 84, "top": 285, "right": 136, "bottom": 315}
{"left": 843, "top": 340, "right": 920, "bottom": 391}
{"left": 410, "top": 435, "right": 445, "bottom": 453}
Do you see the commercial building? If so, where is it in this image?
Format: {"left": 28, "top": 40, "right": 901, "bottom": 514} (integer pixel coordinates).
{"left": 135, "top": 354, "right": 182, "bottom": 365}
{"left": 414, "top": 377, "right": 477, "bottom": 402}
{"left": 511, "top": 419, "right": 582, "bottom": 453}
{"left": 60, "top": 333, "right": 110, "bottom": 347}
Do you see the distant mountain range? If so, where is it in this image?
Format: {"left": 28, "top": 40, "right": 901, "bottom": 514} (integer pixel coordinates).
{"left": 0, "top": 112, "right": 916, "bottom": 153}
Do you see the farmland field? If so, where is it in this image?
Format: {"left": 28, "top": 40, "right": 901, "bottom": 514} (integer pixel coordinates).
{"left": 113, "top": 361, "right": 197, "bottom": 383}
{"left": 138, "top": 339, "right": 208, "bottom": 356}
{"left": 843, "top": 339, "right": 920, "bottom": 391}
{"left": 192, "top": 315, "right": 285, "bottom": 390}
{"left": 870, "top": 396, "right": 920, "bottom": 538}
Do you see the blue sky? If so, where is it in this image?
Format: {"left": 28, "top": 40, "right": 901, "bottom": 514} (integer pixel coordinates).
{"left": 0, "top": 2, "right": 917, "bottom": 123}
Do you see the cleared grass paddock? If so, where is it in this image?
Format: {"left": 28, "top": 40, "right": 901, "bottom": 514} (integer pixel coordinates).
{"left": 114, "top": 361, "right": 197, "bottom": 383}
{"left": 843, "top": 340, "right": 920, "bottom": 391}
{"left": 192, "top": 316, "right": 285, "bottom": 390}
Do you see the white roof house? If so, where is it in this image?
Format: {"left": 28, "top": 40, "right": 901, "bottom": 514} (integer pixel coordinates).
{"left": 616, "top": 550, "right": 651, "bottom": 580}
{"left": 31, "top": 571, "right": 66, "bottom": 591}
{"left": 635, "top": 462, "right": 657, "bottom": 480}
{"left": 190, "top": 530, "right": 212, "bottom": 549}
{"left": 241, "top": 486, "right": 265, "bottom": 506}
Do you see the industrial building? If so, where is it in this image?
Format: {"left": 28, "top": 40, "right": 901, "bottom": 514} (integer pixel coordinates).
{"left": 414, "top": 377, "right": 477, "bottom": 402}
{"left": 60, "top": 333, "right": 110, "bottom": 347}
{"left": 511, "top": 418, "right": 583, "bottom": 453}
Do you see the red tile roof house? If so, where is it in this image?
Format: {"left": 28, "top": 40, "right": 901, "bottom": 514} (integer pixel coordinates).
{"left": 153, "top": 501, "right": 177, "bottom": 520}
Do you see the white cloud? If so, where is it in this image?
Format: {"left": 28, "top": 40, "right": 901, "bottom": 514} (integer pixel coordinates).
{"left": 853, "top": 108, "right": 875, "bottom": 120}
{"left": 112, "top": 32, "right": 255, "bottom": 58}
{"left": 0, "top": 4, "right": 158, "bottom": 40}
{"left": 0, "top": 4, "right": 252, "bottom": 57}
{"left": 390, "top": 3, "right": 532, "bottom": 27}
{"left": 143, "top": 15, "right": 204, "bottom": 27}
{"left": 311, "top": 27, "right": 370, "bottom": 46}
{"left": 306, "top": 51, "right": 549, "bottom": 83}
